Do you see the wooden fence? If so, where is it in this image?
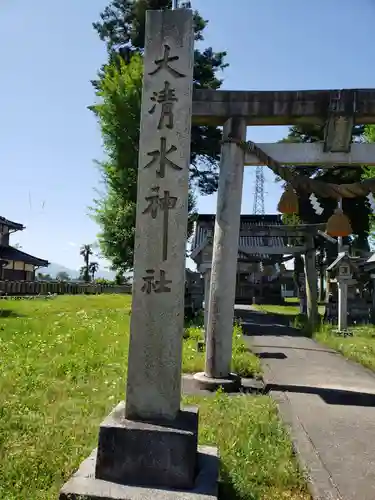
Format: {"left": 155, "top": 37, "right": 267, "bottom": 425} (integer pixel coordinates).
{"left": 0, "top": 279, "right": 205, "bottom": 319}
{"left": 0, "top": 280, "right": 132, "bottom": 297}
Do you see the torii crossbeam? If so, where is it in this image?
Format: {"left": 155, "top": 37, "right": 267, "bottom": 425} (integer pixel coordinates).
{"left": 192, "top": 88, "right": 375, "bottom": 126}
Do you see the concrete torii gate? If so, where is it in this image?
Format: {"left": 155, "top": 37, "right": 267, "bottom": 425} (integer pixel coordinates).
{"left": 192, "top": 88, "right": 375, "bottom": 390}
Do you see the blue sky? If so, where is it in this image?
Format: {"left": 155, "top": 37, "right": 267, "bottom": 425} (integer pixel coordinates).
{"left": 1, "top": 0, "right": 375, "bottom": 270}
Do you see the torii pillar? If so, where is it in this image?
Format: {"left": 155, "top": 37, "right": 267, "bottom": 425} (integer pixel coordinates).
{"left": 194, "top": 117, "right": 246, "bottom": 390}
{"left": 304, "top": 233, "right": 319, "bottom": 330}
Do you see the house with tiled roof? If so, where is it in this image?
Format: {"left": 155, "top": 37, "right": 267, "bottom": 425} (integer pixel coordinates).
{"left": 0, "top": 216, "right": 49, "bottom": 281}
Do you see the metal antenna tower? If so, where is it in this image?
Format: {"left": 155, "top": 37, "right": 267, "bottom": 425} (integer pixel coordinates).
{"left": 173, "top": 0, "right": 191, "bottom": 7}
{"left": 252, "top": 166, "right": 265, "bottom": 214}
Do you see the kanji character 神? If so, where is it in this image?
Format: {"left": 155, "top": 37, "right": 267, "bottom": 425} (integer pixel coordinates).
{"left": 143, "top": 187, "right": 178, "bottom": 261}
{"left": 143, "top": 187, "right": 177, "bottom": 219}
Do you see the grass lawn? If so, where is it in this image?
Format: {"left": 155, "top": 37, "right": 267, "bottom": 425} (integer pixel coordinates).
{"left": 0, "top": 295, "right": 309, "bottom": 500}
{"left": 254, "top": 303, "right": 300, "bottom": 316}
{"left": 253, "top": 301, "right": 325, "bottom": 319}
{"left": 315, "top": 325, "right": 375, "bottom": 372}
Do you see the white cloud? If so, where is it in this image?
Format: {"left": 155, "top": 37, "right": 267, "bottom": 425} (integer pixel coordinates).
{"left": 68, "top": 242, "right": 77, "bottom": 247}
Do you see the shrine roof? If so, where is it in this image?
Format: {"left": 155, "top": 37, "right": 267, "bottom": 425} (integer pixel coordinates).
{"left": 327, "top": 252, "right": 359, "bottom": 272}
{"left": 0, "top": 216, "right": 24, "bottom": 231}
{"left": 0, "top": 246, "right": 49, "bottom": 267}
{"left": 191, "top": 213, "right": 285, "bottom": 260}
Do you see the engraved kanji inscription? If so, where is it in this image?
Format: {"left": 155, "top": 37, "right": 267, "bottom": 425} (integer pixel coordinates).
{"left": 143, "top": 186, "right": 177, "bottom": 261}
{"left": 149, "top": 81, "right": 178, "bottom": 129}
{"left": 143, "top": 187, "right": 177, "bottom": 219}
{"left": 145, "top": 137, "right": 181, "bottom": 178}
{"left": 148, "top": 45, "right": 186, "bottom": 78}
{"left": 141, "top": 269, "right": 172, "bottom": 294}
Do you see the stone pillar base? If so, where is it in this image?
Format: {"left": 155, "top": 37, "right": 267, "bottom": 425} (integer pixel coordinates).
{"left": 193, "top": 372, "right": 241, "bottom": 392}
{"left": 91, "top": 402, "right": 198, "bottom": 490}
{"left": 59, "top": 446, "right": 218, "bottom": 500}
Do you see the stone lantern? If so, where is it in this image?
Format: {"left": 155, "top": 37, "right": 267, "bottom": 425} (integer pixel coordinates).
{"left": 326, "top": 252, "right": 357, "bottom": 332}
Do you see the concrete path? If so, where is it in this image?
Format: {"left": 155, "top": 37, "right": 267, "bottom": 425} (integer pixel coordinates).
{"left": 238, "top": 306, "right": 375, "bottom": 500}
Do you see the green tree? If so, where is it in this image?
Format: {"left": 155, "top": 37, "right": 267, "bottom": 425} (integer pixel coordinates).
{"left": 115, "top": 271, "right": 130, "bottom": 285}
{"left": 80, "top": 244, "right": 93, "bottom": 282}
{"left": 37, "top": 273, "right": 52, "bottom": 281}
{"left": 89, "top": 261, "right": 99, "bottom": 280}
{"left": 362, "top": 125, "right": 375, "bottom": 242}
{"left": 79, "top": 266, "right": 87, "bottom": 281}
{"left": 56, "top": 271, "right": 70, "bottom": 281}
{"left": 90, "top": 0, "right": 227, "bottom": 272}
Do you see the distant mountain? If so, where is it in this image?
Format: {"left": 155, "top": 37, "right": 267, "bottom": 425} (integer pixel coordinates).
{"left": 38, "top": 262, "right": 116, "bottom": 280}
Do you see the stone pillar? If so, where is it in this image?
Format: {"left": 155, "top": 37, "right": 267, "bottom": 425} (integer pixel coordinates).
{"left": 60, "top": 10, "right": 218, "bottom": 499}
{"left": 259, "top": 265, "right": 264, "bottom": 304}
{"left": 338, "top": 279, "right": 348, "bottom": 332}
{"left": 194, "top": 117, "right": 246, "bottom": 389}
{"left": 125, "top": 9, "right": 194, "bottom": 422}
{"left": 204, "top": 267, "right": 211, "bottom": 335}
{"left": 326, "top": 270, "right": 331, "bottom": 297}
{"left": 319, "top": 265, "right": 325, "bottom": 302}
{"left": 304, "top": 234, "right": 318, "bottom": 328}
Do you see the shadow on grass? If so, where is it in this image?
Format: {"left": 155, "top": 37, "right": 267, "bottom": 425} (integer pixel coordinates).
{"left": 234, "top": 308, "right": 304, "bottom": 337}
{"left": 267, "top": 383, "right": 375, "bottom": 407}
{"left": 185, "top": 313, "right": 204, "bottom": 329}
{"left": 0, "top": 309, "right": 24, "bottom": 318}
{"left": 219, "top": 466, "right": 249, "bottom": 500}
{"left": 234, "top": 306, "right": 297, "bottom": 324}
{"left": 182, "top": 374, "right": 264, "bottom": 398}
